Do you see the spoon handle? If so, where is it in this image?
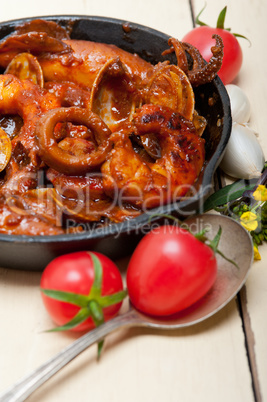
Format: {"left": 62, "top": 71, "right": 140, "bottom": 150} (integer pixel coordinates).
{"left": 0, "top": 310, "right": 139, "bottom": 402}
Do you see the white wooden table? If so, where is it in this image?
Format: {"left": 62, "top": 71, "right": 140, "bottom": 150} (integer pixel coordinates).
{"left": 0, "top": 0, "right": 266, "bottom": 401}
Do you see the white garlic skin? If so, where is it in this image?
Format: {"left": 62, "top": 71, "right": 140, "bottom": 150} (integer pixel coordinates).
{"left": 220, "top": 123, "right": 265, "bottom": 179}
{"left": 226, "top": 84, "right": 251, "bottom": 123}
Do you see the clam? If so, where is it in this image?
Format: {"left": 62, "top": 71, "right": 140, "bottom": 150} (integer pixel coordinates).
{"left": 6, "top": 188, "right": 61, "bottom": 226}
{"left": 192, "top": 111, "right": 207, "bottom": 137}
{"left": 137, "top": 64, "right": 196, "bottom": 159}
{"left": 5, "top": 52, "right": 44, "bottom": 87}
{"left": 22, "top": 188, "right": 57, "bottom": 216}
{"left": 0, "top": 115, "right": 23, "bottom": 140}
{"left": 5, "top": 194, "right": 31, "bottom": 216}
{"left": 146, "top": 64, "right": 195, "bottom": 121}
{"left": 89, "top": 58, "right": 137, "bottom": 131}
{"left": 0, "top": 127, "right": 12, "bottom": 172}
{"left": 138, "top": 133, "right": 162, "bottom": 159}
{"left": 51, "top": 184, "right": 140, "bottom": 224}
{"left": 51, "top": 187, "right": 110, "bottom": 222}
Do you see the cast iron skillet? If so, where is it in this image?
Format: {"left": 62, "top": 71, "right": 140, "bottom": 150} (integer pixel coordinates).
{"left": 0, "top": 16, "right": 232, "bottom": 270}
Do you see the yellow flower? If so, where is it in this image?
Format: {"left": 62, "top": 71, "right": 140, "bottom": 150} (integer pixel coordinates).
{"left": 253, "top": 244, "right": 261, "bottom": 260}
{"left": 253, "top": 185, "right": 267, "bottom": 201}
{"left": 240, "top": 211, "right": 258, "bottom": 231}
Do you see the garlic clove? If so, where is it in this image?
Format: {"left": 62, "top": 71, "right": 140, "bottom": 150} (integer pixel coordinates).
{"left": 220, "top": 122, "right": 265, "bottom": 180}
{"left": 226, "top": 84, "right": 251, "bottom": 123}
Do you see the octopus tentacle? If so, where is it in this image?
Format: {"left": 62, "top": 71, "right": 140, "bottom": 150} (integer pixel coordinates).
{"left": 0, "top": 74, "right": 61, "bottom": 194}
{"left": 185, "top": 34, "right": 224, "bottom": 86}
{"left": 181, "top": 42, "right": 206, "bottom": 71}
{"left": 164, "top": 34, "right": 223, "bottom": 87}
{"left": 164, "top": 38, "right": 189, "bottom": 74}
{"left": 35, "top": 107, "right": 112, "bottom": 175}
{"left": 101, "top": 104, "right": 205, "bottom": 209}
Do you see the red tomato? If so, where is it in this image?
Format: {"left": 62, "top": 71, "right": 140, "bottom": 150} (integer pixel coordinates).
{"left": 40, "top": 251, "right": 124, "bottom": 331}
{"left": 182, "top": 26, "right": 243, "bottom": 85}
{"left": 126, "top": 226, "right": 217, "bottom": 316}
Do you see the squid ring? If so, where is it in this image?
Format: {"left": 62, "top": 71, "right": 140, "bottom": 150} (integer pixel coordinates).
{"left": 35, "top": 107, "right": 112, "bottom": 175}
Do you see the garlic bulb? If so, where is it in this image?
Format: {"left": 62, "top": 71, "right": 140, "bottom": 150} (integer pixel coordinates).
{"left": 220, "top": 122, "right": 265, "bottom": 179}
{"left": 226, "top": 84, "right": 251, "bottom": 123}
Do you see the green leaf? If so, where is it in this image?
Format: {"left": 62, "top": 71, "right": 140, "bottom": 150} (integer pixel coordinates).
{"left": 100, "top": 290, "right": 128, "bottom": 308}
{"left": 46, "top": 307, "right": 91, "bottom": 332}
{"left": 216, "top": 249, "right": 239, "bottom": 268}
{"left": 41, "top": 288, "right": 89, "bottom": 308}
{"left": 206, "top": 226, "right": 239, "bottom": 269}
{"left": 88, "top": 252, "right": 103, "bottom": 299}
{"left": 208, "top": 226, "right": 222, "bottom": 250}
{"left": 232, "top": 32, "right": 251, "bottom": 45}
{"left": 203, "top": 180, "right": 257, "bottom": 212}
{"left": 192, "top": 228, "right": 209, "bottom": 242}
{"left": 194, "top": 4, "right": 251, "bottom": 46}
{"left": 216, "top": 6, "right": 227, "bottom": 29}
{"left": 195, "top": 3, "right": 209, "bottom": 26}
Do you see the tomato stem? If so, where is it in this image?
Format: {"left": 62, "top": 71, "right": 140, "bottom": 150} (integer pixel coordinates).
{"left": 205, "top": 226, "right": 239, "bottom": 268}
{"left": 207, "top": 226, "right": 222, "bottom": 250}
{"left": 41, "top": 253, "right": 127, "bottom": 359}
{"left": 89, "top": 300, "right": 104, "bottom": 324}
{"left": 193, "top": 227, "right": 209, "bottom": 242}
{"left": 89, "top": 300, "right": 105, "bottom": 360}
{"left": 146, "top": 212, "right": 238, "bottom": 267}
{"left": 195, "top": 4, "right": 250, "bottom": 44}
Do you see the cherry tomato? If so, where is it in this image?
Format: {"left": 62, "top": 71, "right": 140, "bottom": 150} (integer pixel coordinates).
{"left": 40, "top": 251, "right": 125, "bottom": 331}
{"left": 182, "top": 26, "right": 243, "bottom": 85}
{"left": 126, "top": 226, "right": 217, "bottom": 316}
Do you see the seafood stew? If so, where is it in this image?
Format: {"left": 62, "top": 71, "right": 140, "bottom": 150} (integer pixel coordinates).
{"left": 0, "top": 16, "right": 231, "bottom": 270}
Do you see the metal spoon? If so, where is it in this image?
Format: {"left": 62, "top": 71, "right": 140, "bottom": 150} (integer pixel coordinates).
{"left": 0, "top": 214, "right": 253, "bottom": 402}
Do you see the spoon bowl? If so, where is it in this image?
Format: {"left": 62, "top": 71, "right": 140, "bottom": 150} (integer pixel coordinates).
{"left": 0, "top": 214, "right": 253, "bottom": 402}
{"left": 122, "top": 213, "right": 253, "bottom": 329}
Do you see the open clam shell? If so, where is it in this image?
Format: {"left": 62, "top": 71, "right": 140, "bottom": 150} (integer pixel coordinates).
{"left": 0, "top": 127, "right": 12, "bottom": 172}
{"left": 89, "top": 58, "right": 137, "bottom": 131}
{"left": 6, "top": 188, "right": 60, "bottom": 225}
{"left": 5, "top": 52, "right": 44, "bottom": 87}
{"left": 146, "top": 64, "right": 195, "bottom": 121}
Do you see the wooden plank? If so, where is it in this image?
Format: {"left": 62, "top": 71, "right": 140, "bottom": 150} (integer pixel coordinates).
{"left": 0, "top": 264, "right": 255, "bottom": 402}
{"left": 192, "top": 0, "right": 267, "bottom": 400}
{"left": 238, "top": 288, "right": 262, "bottom": 402}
